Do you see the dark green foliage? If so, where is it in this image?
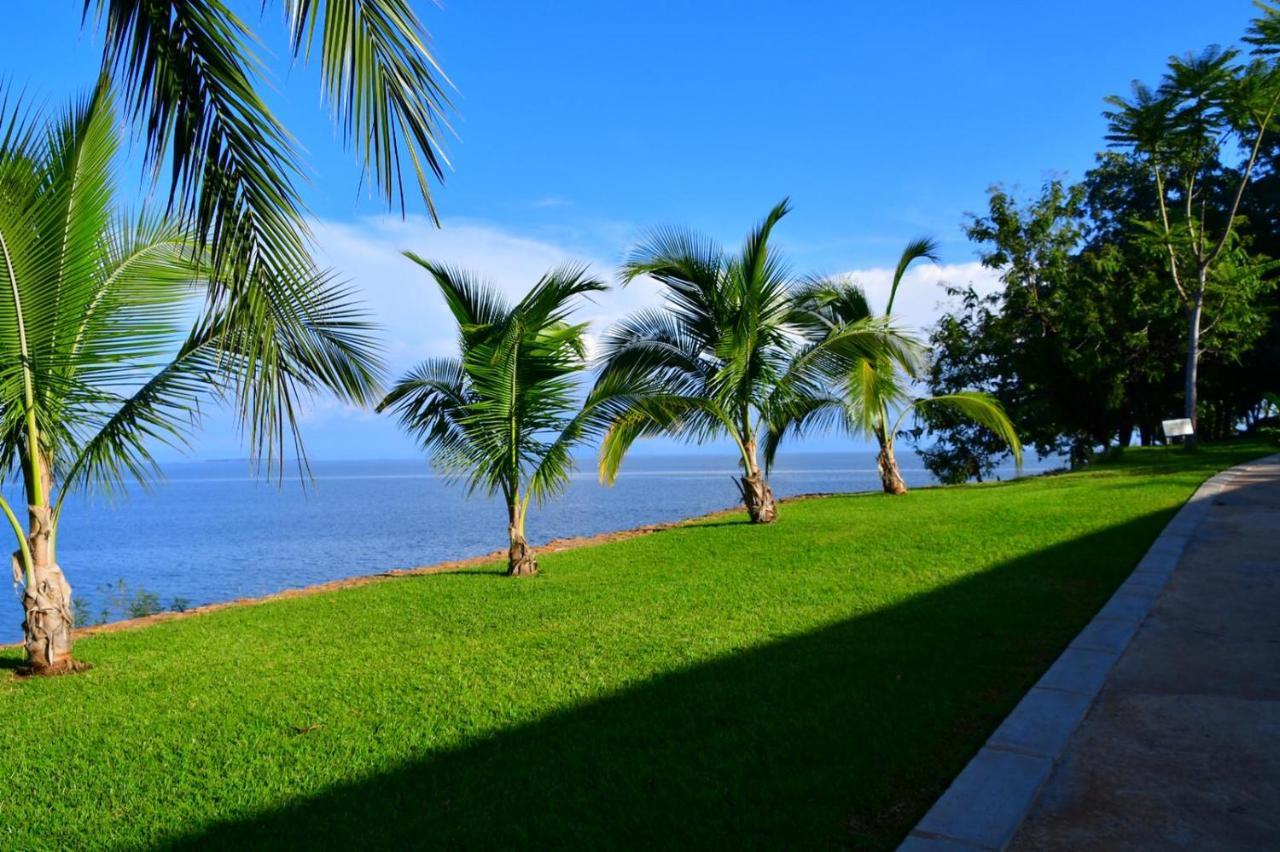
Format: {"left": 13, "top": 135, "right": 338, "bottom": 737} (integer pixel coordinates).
{"left": 915, "top": 9, "right": 1280, "bottom": 479}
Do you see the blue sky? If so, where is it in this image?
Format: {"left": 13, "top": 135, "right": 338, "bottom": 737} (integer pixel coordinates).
{"left": 0, "top": 1, "right": 1261, "bottom": 461}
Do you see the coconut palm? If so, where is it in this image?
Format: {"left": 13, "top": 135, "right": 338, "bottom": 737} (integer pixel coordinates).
{"left": 590, "top": 199, "right": 913, "bottom": 524}
{"left": 379, "top": 256, "right": 605, "bottom": 575}
{"left": 771, "top": 239, "right": 1021, "bottom": 494}
{"left": 31, "top": 1, "right": 451, "bottom": 464}
{"left": 0, "top": 83, "right": 382, "bottom": 674}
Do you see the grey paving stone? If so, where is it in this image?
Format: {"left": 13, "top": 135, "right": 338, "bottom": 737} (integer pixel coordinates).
{"left": 1116, "top": 574, "right": 1165, "bottom": 597}
{"left": 1161, "top": 516, "right": 1204, "bottom": 538}
{"left": 914, "top": 748, "right": 1053, "bottom": 850}
{"left": 1036, "top": 647, "right": 1118, "bottom": 696}
{"left": 1069, "top": 617, "right": 1140, "bottom": 654}
{"left": 1095, "top": 592, "right": 1154, "bottom": 623}
{"left": 1127, "top": 568, "right": 1170, "bottom": 585}
{"left": 1142, "top": 539, "right": 1187, "bottom": 562}
{"left": 988, "top": 687, "right": 1093, "bottom": 758}
{"left": 1134, "top": 550, "right": 1180, "bottom": 577}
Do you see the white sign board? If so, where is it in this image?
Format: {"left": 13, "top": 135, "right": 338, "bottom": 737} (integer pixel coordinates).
{"left": 1162, "top": 418, "right": 1195, "bottom": 438}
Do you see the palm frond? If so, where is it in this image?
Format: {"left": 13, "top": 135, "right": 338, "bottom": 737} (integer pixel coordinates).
{"left": 55, "top": 324, "right": 220, "bottom": 502}
{"left": 596, "top": 392, "right": 737, "bottom": 485}
{"left": 91, "top": 0, "right": 308, "bottom": 275}
{"left": 736, "top": 198, "right": 791, "bottom": 296}
{"left": 789, "top": 275, "right": 873, "bottom": 341}
{"left": 885, "top": 236, "right": 940, "bottom": 316}
{"left": 903, "top": 392, "right": 1023, "bottom": 469}
{"left": 762, "top": 390, "right": 843, "bottom": 473}
{"left": 403, "top": 252, "right": 507, "bottom": 329}
{"left": 220, "top": 264, "right": 385, "bottom": 476}
{"left": 282, "top": 0, "right": 453, "bottom": 218}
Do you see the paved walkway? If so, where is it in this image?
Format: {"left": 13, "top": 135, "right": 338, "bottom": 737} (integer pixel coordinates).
{"left": 903, "top": 454, "right": 1280, "bottom": 851}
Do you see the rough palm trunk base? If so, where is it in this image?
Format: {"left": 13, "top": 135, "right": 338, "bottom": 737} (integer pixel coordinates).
{"left": 507, "top": 529, "right": 538, "bottom": 576}
{"left": 877, "top": 443, "right": 908, "bottom": 495}
{"left": 738, "top": 473, "right": 778, "bottom": 524}
{"left": 17, "top": 506, "right": 85, "bottom": 676}
{"left": 17, "top": 562, "right": 82, "bottom": 676}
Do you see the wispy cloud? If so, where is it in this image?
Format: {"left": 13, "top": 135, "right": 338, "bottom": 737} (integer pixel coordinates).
{"left": 529, "top": 195, "right": 572, "bottom": 209}
{"left": 310, "top": 215, "right": 664, "bottom": 374}
{"left": 312, "top": 215, "right": 1002, "bottom": 373}
{"left": 178, "top": 220, "right": 1003, "bottom": 460}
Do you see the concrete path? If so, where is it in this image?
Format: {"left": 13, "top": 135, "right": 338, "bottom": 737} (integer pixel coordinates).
{"left": 903, "top": 454, "right": 1280, "bottom": 851}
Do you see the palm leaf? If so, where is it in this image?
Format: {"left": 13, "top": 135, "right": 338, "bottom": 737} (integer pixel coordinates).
{"left": 885, "top": 236, "right": 940, "bottom": 316}
{"left": 902, "top": 392, "right": 1023, "bottom": 469}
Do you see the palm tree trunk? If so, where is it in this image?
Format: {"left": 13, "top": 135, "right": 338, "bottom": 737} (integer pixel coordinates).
{"left": 20, "top": 504, "right": 78, "bottom": 674}
{"left": 739, "top": 472, "right": 778, "bottom": 523}
{"left": 506, "top": 501, "right": 537, "bottom": 576}
{"left": 737, "top": 439, "right": 777, "bottom": 524}
{"left": 875, "top": 428, "right": 908, "bottom": 495}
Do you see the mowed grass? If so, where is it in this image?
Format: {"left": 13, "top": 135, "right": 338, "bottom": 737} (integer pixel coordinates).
{"left": 0, "top": 443, "right": 1271, "bottom": 850}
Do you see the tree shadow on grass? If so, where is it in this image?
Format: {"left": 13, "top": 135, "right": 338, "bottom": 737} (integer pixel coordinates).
{"left": 164, "top": 509, "right": 1178, "bottom": 851}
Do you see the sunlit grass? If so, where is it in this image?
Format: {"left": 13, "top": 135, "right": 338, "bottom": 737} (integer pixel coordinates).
{"left": 0, "top": 441, "right": 1270, "bottom": 850}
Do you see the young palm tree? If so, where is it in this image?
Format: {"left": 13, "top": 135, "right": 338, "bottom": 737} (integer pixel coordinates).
{"left": 773, "top": 239, "right": 1021, "bottom": 494}
{"left": 379, "top": 256, "right": 605, "bottom": 575}
{"left": 590, "top": 200, "right": 912, "bottom": 524}
{"left": 0, "top": 84, "right": 382, "bottom": 674}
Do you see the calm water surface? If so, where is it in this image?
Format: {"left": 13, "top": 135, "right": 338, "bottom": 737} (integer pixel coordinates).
{"left": 4, "top": 451, "right": 1040, "bottom": 641}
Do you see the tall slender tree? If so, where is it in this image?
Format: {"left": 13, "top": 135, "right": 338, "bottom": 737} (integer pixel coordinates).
{"left": 379, "top": 257, "right": 605, "bottom": 575}
{"left": 1105, "top": 8, "right": 1280, "bottom": 446}
{"left": 590, "top": 200, "right": 911, "bottom": 523}
{"left": 771, "top": 240, "right": 1021, "bottom": 494}
{"left": 0, "top": 83, "right": 382, "bottom": 673}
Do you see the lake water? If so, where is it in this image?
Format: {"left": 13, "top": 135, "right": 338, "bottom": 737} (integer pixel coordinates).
{"left": 3, "top": 451, "right": 1039, "bottom": 641}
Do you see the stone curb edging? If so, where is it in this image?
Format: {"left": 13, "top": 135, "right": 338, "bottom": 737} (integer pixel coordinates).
{"left": 898, "top": 453, "right": 1280, "bottom": 852}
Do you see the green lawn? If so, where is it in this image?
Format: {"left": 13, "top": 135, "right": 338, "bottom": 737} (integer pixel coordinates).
{"left": 1, "top": 442, "right": 1271, "bottom": 850}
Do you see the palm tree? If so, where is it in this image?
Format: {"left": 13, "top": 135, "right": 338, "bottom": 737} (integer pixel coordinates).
{"left": 379, "top": 256, "right": 605, "bottom": 576}
{"left": 590, "top": 199, "right": 911, "bottom": 524}
{"left": 30, "top": 1, "right": 452, "bottom": 464}
{"left": 772, "top": 239, "right": 1021, "bottom": 495}
{"left": 0, "top": 83, "right": 382, "bottom": 674}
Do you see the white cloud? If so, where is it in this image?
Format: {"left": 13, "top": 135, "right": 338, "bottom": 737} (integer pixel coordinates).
{"left": 832, "top": 261, "right": 1003, "bottom": 338}
{"left": 283, "top": 218, "right": 1006, "bottom": 458}
{"left": 311, "top": 216, "right": 1005, "bottom": 380}
{"left": 311, "top": 215, "right": 664, "bottom": 375}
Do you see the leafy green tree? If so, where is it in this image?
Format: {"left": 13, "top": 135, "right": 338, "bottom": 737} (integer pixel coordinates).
{"left": 379, "top": 257, "right": 605, "bottom": 575}
{"left": 590, "top": 200, "right": 910, "bottom": 523}
{"left": 770, "top": 240, "right": 1021, "bottom": 494}
{"left": 0, "top": 84, "right": 381, "bottom": 673}
{"left": 1104, "top": 11, "right": 1280, "bottom": 446}
{"left": 920, "top": 159, "right": 1275, "bottom": 479}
